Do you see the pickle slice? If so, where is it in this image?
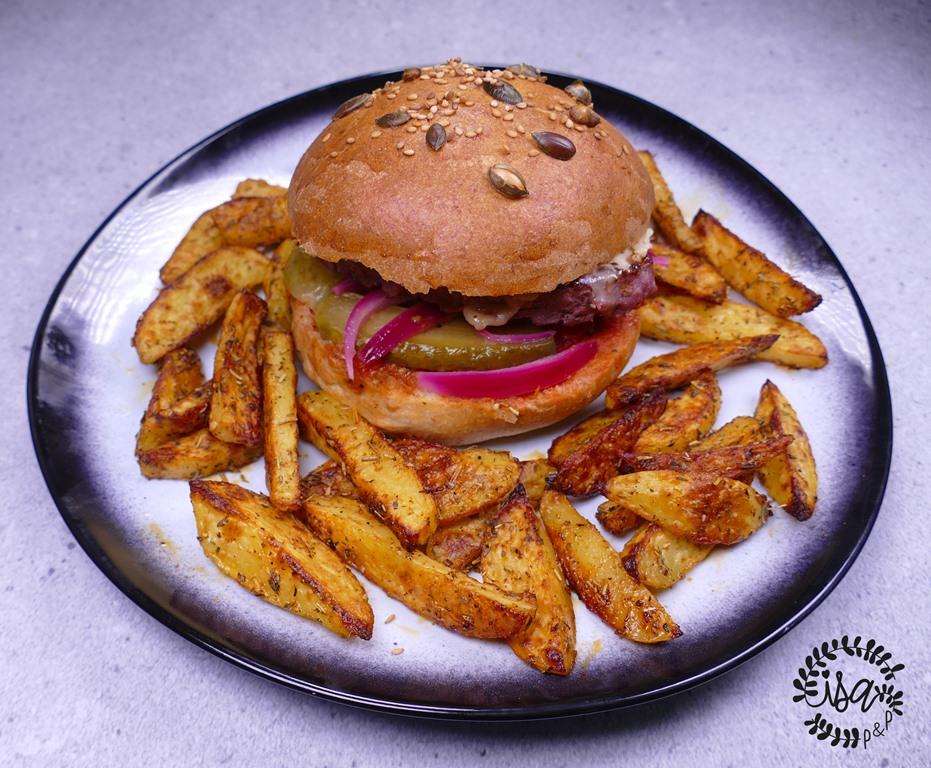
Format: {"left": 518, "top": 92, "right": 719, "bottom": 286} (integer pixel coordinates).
{"left": 283, "top": 247, "right": 343, "bottom": 308}
{"left": 316, "top": 293, "right": 556, "bottom": 372}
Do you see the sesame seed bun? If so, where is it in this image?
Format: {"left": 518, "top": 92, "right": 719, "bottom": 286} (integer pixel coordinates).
{"left": 288, "top": 60, "right": 654, "bottom": 297}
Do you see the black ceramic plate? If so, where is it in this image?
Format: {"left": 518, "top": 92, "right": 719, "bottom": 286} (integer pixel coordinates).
{"left": 28, "top": 69, "right": 891, "bottom": 719}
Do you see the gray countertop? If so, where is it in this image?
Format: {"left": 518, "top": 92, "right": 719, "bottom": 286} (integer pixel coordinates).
{"left": 4, "top": 0, "right": 929, "bottom": 765}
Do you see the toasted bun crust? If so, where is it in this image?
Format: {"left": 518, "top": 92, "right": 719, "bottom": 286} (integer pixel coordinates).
{"left": 289, "top": 61, "right": 654, "bottom": 297}
{"left": 290, "top": 298, "right": 640, "bottom": 444}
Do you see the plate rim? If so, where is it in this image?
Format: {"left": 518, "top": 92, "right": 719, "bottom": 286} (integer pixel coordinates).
{"left": 27, "top": 66, "right": 893, "bottom": 720}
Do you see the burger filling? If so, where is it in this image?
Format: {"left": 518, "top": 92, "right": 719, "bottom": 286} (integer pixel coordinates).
{"left": 284, "top": 243, "right": 655, "bottom": 398}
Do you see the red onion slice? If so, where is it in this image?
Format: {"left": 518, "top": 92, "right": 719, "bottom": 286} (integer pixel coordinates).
{"left": 648, "top": 250, "right": 670, "bottom": 268}
{"left": 359, "top": 302, "right": 452, "bottom": 364}
{"left": 344, "top": 290, "right": 394, "bottom": 379}
{"left": 416, "top": 340, "right": 598, "bottom": 399}
{"left": 333, "top": 277, "right": 365, "bottom": 296}
{"left": 477, "top": 327, "right": 556, "bottom": 344}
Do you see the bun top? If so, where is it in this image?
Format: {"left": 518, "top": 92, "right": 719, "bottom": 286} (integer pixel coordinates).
{"left": 288, "top": 59, "right": 654, "bottom": 297}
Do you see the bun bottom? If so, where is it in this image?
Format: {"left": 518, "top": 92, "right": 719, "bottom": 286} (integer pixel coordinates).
{"left": 290, "top": 299, "right": 640, "bottom": 445}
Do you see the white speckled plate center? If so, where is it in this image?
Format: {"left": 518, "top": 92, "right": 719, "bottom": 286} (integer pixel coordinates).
{"left": 28, "top": 69, "right": 891, "bottom": 719}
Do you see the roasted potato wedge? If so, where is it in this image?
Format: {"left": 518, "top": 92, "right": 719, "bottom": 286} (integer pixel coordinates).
{"left": 639, "top": 294, "right": 828, "bottom": 369}
{"left": 650, "top": 243, "right": 727, "bottom": 304}
{"left": 632, "top": 370, "right": 721, "bottom": 454}
{"left": 159, "top": 212, "right": 226, "bottom": 285}
{"left": 638, "top": 150, "right": 705, "bottom": 255}
{"left": 191, "top": 480, "right": 373, "bottom": 639}
{"left": 391, "top": 438, "right": 521, "bottom": 525}
{"left": 604, "top": 470, "right": 770, "bottom": 545}
{"left": 692, "top": 210, "right": 822, "bottom": 318}
{"left": 139, "top": 381, "right": 213, "bottom": 452}
{"left": 136, "top": 346, "right": 206, "bottom": 453}
{"left": 301, "top": 459, "right": 361, "bottom": 501}
{"left": 425, "top": 509, "right": 495, "bottom": 571}
{"left": 605, "top": 335, "right": 778, "bottom": 408}
{"left": 595, "top": 499, "right": 641, "bottom": 537}
{"left": 232, "top": 178, "right": 287, "bottom": 199}
{"left": 618, "top": 434, "right": 793, "bottom": 478}
{"left": 133, "top": 246, "right": 270, "bottom": 365}
{"left": 137, "top": 428, "right": 263, "bottom": 479}
{"left": 621, "top": 523, "right": 714, "bottom": 590}
{"left": 302, "top": 494, "right": 535, "bottom": 639}
{"left": 482, "top": 487, "right": 577, "bottom": 675}
{"left": 538, "top": 490, "right": 680, "bottom": 643}
{"left": 518, "top": 458, "right": 556, "bottom": 507}
{"left": 210, "top": 194, "right": 291, "bottom": 248}
{"left": 549, "top": 388, "right": 666, "bottom": 497}
{"left": 695, "top": 414, "right": 767, "bottom": 449}
{"left": 208, "top": 290, "right": 267, "bottom": 445}
{"left": 262, "top": 329, "right": 301, "bottom": 512}
{"left": 755, "top": 379, "right": 818, "bottom": 520}
{"left": 264, "top": 239, "right": 299, "bottom": 329}
{"left": 296, "top": 390, "right": 439, "bottom": 550}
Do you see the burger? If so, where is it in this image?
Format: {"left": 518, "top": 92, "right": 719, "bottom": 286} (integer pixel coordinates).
{"left": 285, "top": 59, "right": 655, "bottom": 444}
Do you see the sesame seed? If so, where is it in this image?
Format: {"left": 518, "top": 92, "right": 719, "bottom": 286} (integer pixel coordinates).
{"left": 490, "top": 99, "right": 499, "bottom": 108}
{"left": 391, "top": 648, "right": 404, "bottom": 655}
{"left": 503, "top": 113, "right": 514, "bottom": 122}
{"left": 464, "top": 100, "right": 475, "bottom": 107}
{"left": 465, "top": 130, "right": 476, "bottom": 138}
{"left": 455, "top": 126, "right": 464, "bottom": 135}
{"left": 565, "top": 118, "right": 575, "bottom": 128}
{"left": 516, "top": 124, "right": 526, "bottom": 134}
{"left": 371, "top": 130, "right": 383, "bottom": 138}
{"left": 403, "top": 148, "right": 415, "bottom": 156}
{"left": 593, "top": 131, "right": 603, "bottom": 140}
{"left": 458, "top": 84, "right": 467, "bottom": 90}
{"left": 407, "top": 93, "right": 418, "bottom": 100}
{"left": 385, "top": 613, "right": 396, "bottom": 624}
{"left": 516, "top": 102, "right": 528, "bottom": 109}
{"left": 438, "top": 118, "right": 450, "bottom": 127}
{"left": 506, "top": 129, "right": 518, "bottom": 138}
{"left": 328, "top": 150, "right": 338, "bottom": 158}
{"left": 492, "top": 108, "right": 502, "bottom": 118}
{"left": 387, "top": 93, "right": 397, "bottom": 99}
{"left": 549, "top": 111, "right": 558, "bottom": 121}
{"left": 396, "top": 141, "right": 405, "bottom": 149}
{"left": 321, "top": 132, "right": 332, "bottom": 143}
{"left": 574, "top": 123, "right": 585, "bottom": 132}
{"left": 406, "top": 125, "right": 417, "bottom": 133}
{"left": 502, "top": 145, "right": 510, "bottom": 154}
{"left": 346, "top": 137, "right": 355, "bottom": 144}
{"left": 420, "top": 124, "right": 429, "bottom": 131}
{"left": 622, "top": 145, "right": 630, "bottom": 155}
{"left": 429, "top": 105, "right": 438, "bottom": 114}
{"left": 442, "top": 108, "right": 455, "bottom": 116}
{"left": 529, "top": 149, "right": 540, "bottom": 157}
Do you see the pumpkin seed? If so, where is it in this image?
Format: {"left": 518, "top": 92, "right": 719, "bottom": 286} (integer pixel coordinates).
{"left": 375, "top": 111, "right": 411, "bottom": 127}
{"left": 531, "top": 131, "right": 576, "bottom": 160}
{"left": 483, "top": 80, "right": 523, "bottom": 105}
{"left": 426, "top": 123, "right": 447, "bottom": 151}
{"left": 506, "top": 63, "right": 541, "bottom": 79}
{"left": 564, "top": 80, "right": 592, "bottom": 106}
{"left": 333, "top": 93, "right": 369, "bottom": 120}
{"left": 488, "top": 163, "right": 528, "bottom": 198}
{"left": 569, "top": 104, "right": 601, "bottom": 127}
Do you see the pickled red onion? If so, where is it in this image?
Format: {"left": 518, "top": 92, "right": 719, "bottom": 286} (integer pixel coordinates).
{"left": 344, "top": 290, "right": 394, "bottom": 379}
{"left": 333, "top": 278, "right": 365, "bottom": 296}
{"left": 416, "top": 340, "right": 598, "bottom": 399}
{"left": 359, "top": 302, "right": 452, "bottom": 364}
{"left": 648, "top": 250, "right": 670, "bottom": 268}
{"left": 477, "top": 327, "right": 556, "bottom": 344}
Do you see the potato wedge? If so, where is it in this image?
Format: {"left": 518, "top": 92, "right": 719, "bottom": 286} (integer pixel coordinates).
{"left": 632, "top": 370, "right": 721, "bottom": 454}
{"left": 208, "top": 290, "right": 267, "bottom": 445}
{"left": 538, "top": 490, "right": 680, "bottom": 643}
{"left": 264, "top": 239, "right": 299, "bottom": 329}
{"left": 210, "top": 195, "right": 291, "bottom": 248}
{"left": 137, "top": 428, "right": 263, "bottom": 479}
{"left": 296, "top": 390, "right": 439, "bottom": 550}
{"left": 425, "top": 509, "right": 494, "bottom": 571}
{"left": 549, "top": 388, "right": 667, "bottom": 497}
{"left": 133, "top": 246, "right": 270, "bottom": 365}
{"left": 232, "top": 178, "right": 287, "bottom": 199}
{"left": 639, "top": 294, "right": 828, "bottom": 369}
{"left": 302, "top": 494, "right": 535, "bottom": 639}
{"left": 159, "top": 212, "right": 226, "bottom": 285}
{"left": 518, "top": 458, "right": 556, "bottom": 507}
{"left": 482, "top": 487, "right": 577, "bottom": 675}
{"left": 692, "top": 210, "right": 822, "bottom": 318}
{"left": 595, "top": 499, "right": 641, "bottom": 537}
{"left": 136, "top": 346, "right": 206, "bottom": 453}
{"left": 605, "top": 335, "right": 778, "bottom": 408}
{"left": 621, "top": 523, "right": 714, "bottom": 590}
{"left": 262, "top": 329, "right": 301, "bottom": 512}
{"left": 391, "top": 438, "right": 521, "bottom": 525}
{"left": 638, "top": 150, "right": 704, "bottom": 255}
{"left": 695, "top": 414, "right": 767, "bottom": 450}
{"left": 604, "top": 470, "right": 770, "bottom": 545}
{"left": 650, "top": 243, "right": 727, "bottom": 304}
{"left": 139, "top": 380, "right": 213, "bottom": 451}
{"left": 618, "top": 434, "right": 793, "bottom": 478}
{"left": 301, "top": 459, "right": 361, "bottom": 501}
{"left": 755, "top": 379, "right": 818, "bottom": 520}
{"left": 191, "top": 480, "right": 372, "bottom": 639}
